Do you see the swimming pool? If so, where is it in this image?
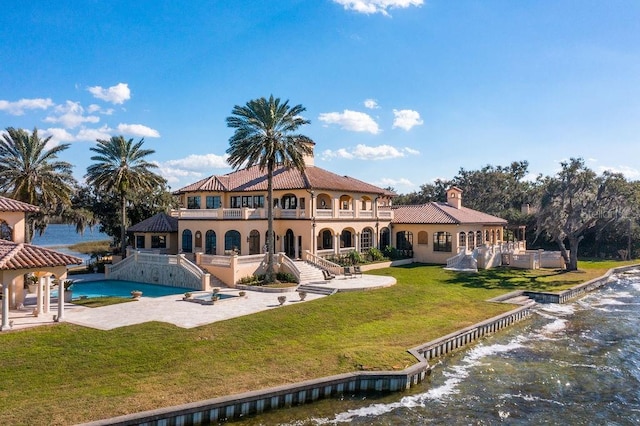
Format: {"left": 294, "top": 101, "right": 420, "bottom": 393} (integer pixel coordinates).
{"left": 52, "top": 280, "right": 195, "bottom": 299}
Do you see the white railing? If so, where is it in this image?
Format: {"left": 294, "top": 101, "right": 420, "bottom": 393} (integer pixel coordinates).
{"left": 170, "top": 209, "right": 220, "bottom": 219}
{"left": 199, "top": 254, "right": 232, "bottom": 267}
{"left": 238, "top": 254, "right": 267, "bottom": 265}
{"left": 303, "top": 250, "right": 342, "bottom": 276}
{"left": 338, "top": 210, "right": 355, "bottom": 218}
{"left": 445, "top": 250, "right": 466, "bottom": 268}
{"left": 178, "top": 255, "right": 205, "bottom": 279}
{"left": 315, "top": 210, "right": 333, "bottom": 218}
{"left": 359, "top": 211, "right": 374, "bottom": 218}
{"left": 377, "top": 209, "right": 393, "bottom": 219}
{"left": 106, "top": 255, "right": 135, "bottom": 275}
{"left": 279, "top": 254, "right": 300, "bottom": 283}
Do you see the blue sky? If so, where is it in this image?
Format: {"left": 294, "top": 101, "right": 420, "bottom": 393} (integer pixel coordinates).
{"left": 1, "top": 0, "right": 639, "bottom": 193}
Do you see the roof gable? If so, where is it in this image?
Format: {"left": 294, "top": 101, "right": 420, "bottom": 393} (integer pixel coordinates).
{"left": 174, "top": 164, "right": 393, "bottom": 196}
{"left": 0, "top": 241, "right": 83, "bottom": 270}
{"left": 128, "top": 213, "right": 178, "bottom": 233}
{"left": 392, "top": 202, "right": 507, "bottom": 225}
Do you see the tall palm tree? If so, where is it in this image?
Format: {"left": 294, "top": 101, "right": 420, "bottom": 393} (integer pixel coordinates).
{"left": 85, "top": 136, "right": 166, "bottom": 257}
{"left": 226, "top": 95, "right": 313, "bottom": 282}
{"left": 0, "top": 127, "right": 76, "bottom": 241}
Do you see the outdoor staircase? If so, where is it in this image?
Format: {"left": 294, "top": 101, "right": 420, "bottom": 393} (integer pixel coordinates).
{"left": 444, "top": 252, "right": 478, "bottom": 272}
{"left": 296, "top": 284, "right": 338, "bottom": 296}
{"left": 294, "top": 260, "right": 326, "bottom": 284}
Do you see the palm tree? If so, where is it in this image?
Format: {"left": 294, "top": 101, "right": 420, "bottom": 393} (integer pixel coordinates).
{"left": 0, "top": 127, "right": 76, "bottom": 241}
{"left": 85, "top": 136, "right": 166, "bottom": 257}
{"left": 226, "top": 95, "right": 313, "bottom": 282}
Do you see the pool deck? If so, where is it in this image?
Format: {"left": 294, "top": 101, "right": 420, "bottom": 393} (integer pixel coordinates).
{"left": 1, "top": 273, "right": 396, "bottom": 331}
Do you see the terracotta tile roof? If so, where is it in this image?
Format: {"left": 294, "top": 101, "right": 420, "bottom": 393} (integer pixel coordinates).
{"left": 174, "top": 164, "right": 394, "bottom": 196}
{"left": 0, "top": 196, "right": 39, "bottom": 212}
{"left": 0, "top": 241, "right": 83, "bottom": 270}
{"left": 392, "top": 202, "right": 507, "bottom": 225}
{"left": 128, "top": 212, "right": 178, "bottom": 233}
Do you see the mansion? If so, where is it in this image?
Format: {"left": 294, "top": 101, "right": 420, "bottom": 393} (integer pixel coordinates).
{"left": 126, "top": 143, "right": 516, "bottom": 287}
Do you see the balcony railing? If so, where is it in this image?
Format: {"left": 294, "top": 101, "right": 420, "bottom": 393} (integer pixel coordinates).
{"left": 171, "top": 206, "right": 393, "bottom": 220}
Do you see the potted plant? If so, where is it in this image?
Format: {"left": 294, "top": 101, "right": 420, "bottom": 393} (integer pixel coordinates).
{"left": 26, "top": 274, "right": 38, "bottom": 294}
{"left": 298, "top": 291, "right": 307, "bottom": 301}
{"left": 238, "top": 291, "right": 247, "bottom": 298}
{"left": 63, "top": 280, "right": 74, "bottom": 303}
{"left": 277, "top": 295, "right": 287, "bottom": 306}
{"left": 183, "top": 292, "right": 193, "bottom": 300}
{"left": 131, "top": 290, "right": 143, "bottom": 299}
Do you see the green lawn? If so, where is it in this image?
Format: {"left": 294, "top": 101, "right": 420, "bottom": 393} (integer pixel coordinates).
{"left": 0, "top": 260, "right": 635, "bottom": 425}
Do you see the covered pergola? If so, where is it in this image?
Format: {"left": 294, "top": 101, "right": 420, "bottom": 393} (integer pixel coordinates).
{"left": 0, "top": 240, "right": 82, "bottom": 331}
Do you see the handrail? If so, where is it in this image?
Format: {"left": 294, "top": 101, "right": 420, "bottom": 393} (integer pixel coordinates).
{"left": 179, "top": 255, "right": 205, "bottom": 280}
{"left": 107, "top": 255, "right": 135, "bottom": 275}
{"left": 303, "top": 251, "right": 342, "bottom": 276}
{"left": 445, "top": 250, "right": 466, "bottom": 268}
{"left": 279, "top": 254, "right": 301, "bottom": 283}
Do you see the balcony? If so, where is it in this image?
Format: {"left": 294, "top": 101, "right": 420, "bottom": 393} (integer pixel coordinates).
{"left": 170, "top": 206, "right": 393, "bottom": 221}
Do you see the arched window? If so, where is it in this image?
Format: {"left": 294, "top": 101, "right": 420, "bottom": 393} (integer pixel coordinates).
{"left": 195, "top": 230, "right": 202, "bottom": 248}
{"left": 497, "top": 229, "right": 501, "bottom": 241}
{"left": 0, "top": 220, "right": 12, "bottom": 241}
{"left": 379, "top": 227, "right": 390, "bottom": 251}
{"left": 468, "top": 231, "right": 475, "bottom": 250}
{"left": 224, "top": 230, "right": 241, "bottom": 255}
{"left": 492, "top": 229, "right": 496, "bottom": 244}
{"left": 339, "top": 195, "right": 351, "bottom": 210}
{"left": 361, "top": 196, "right": 371, "bottom": 211}
{"left": 433, "top": 232, "right": 452, "bottom": 252}
{"left": 341, "top": 230, "right": 353, "bottom": 248}
{"left": 459, "top": 232, "right": 466, "bottom": 248}
{"left": 476, "top": 231, "right": 483, "bottom": 246}
{"left": 249, "top": 229, "right": 260, "bottom": 254}
{"left": 418, "top": 231, "right": 428, "bottom": 245}
{"left": 396, "top": 231, "right": 413, "bottom": 251}
{"left": 205, "top": 230, "right": 216, "bottom": 255}
{"left": 281, "top": 194, "right": 297, "bottom": 210}
{"left": 485, "top": 230, "right": 490, "bottom": 244}
{"left": 182, "top": 229, "right": 193, "bottom": 253}
{"left": 360, "top": 228, "right": 373, "bottom": 250}
{"left": 317, "top": 194, "right": 331, "bottom": 209}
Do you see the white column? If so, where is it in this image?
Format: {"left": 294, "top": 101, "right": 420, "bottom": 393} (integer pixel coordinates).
{"left": 1, "top": 283, "right": 9, "bottom": 330}
{"left": 56, "top": 282, "right": 65, "bottom": 322}
{"left": 43, "top": 276, "right": 51, "bottom": 314}
{"left": 334, "top": 233, "right": 340, "bottom": 255}
{"left": 36, "top": 277, "right": 44, "bottom": 315}
{"left": 294, "top": 235, "right": 299, "bottom": 259}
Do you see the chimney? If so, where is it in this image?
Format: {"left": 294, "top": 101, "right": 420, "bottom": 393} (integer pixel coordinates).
{"left": 302, "top": 141, "right": 316, "bottom": 167}
{"left": 447, "top": 187, "right": 463, "bottom": 209}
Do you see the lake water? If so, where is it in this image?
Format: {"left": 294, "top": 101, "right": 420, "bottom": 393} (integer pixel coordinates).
{"left": 31, "top": 223, "right": 109, "bottom": 263}
{"left": 239, "top": 269, "right": 640, "bottom": 425}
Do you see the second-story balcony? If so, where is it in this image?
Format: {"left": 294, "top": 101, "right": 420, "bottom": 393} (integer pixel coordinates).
{"left": 171, "top": 206, "right": 393, "bottom": 221}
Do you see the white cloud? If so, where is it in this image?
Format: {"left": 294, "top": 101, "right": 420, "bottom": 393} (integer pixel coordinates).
{"left": 392, "top": 109, "right": 423, "bottom": 131}
{"left": 44, "top": 101, "right": 100, "bottom": 128}
{"left": 322, "top": 144, "right": 419, "bottom": 160}
{"left": 364, "top": 98, "right": 379, "bottom": 109}
{"left": 155, "top": 164, "right": 203, "bottom": 186}
{"left": 404, "top": 147, "right": 420, "bottom": 155}
{"left": 332, "top": 0, "right": 423, "bottom": 16}
{"left": 0, "top": 98, "right": 54, "bottom": 115}
{"left": 165, "top": 153, "right": 229, "bottom": 170}
{"left": 42, "top": 128, "right": 75, "bottom": 145}
{"left": 116, "top": 123, "right": 160, "bottom": 138}
{"left": 76, "top": 125, "right": 113, "bottom": 142}
{"left": 87, "top": 82, "right": 131, "bottom": 104}
{"left": 598, "top": 165, "right": 640, "bottom": 180}
{"left": 377, "top": 177, "right": 414, "bottom": 187}
{"left": 87, "top": 104, "right": 114, "bottom": 115}
{"left": 318, "top": 110, "right": 380, "bottom": 134}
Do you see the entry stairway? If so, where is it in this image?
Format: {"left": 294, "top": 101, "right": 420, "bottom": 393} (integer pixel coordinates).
{"left": 444, "top": 250, "right": 478, "bottom": 272}
{"left": 293, "top": 260, "right": 338, "bottom": 296}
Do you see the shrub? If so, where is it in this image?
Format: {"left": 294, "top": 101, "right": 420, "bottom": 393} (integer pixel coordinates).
{"left": 367, "top": 247, "right": 386, "bottom": 262}
{"left": 276, "top": 272, "right": 297, "bottom": 283}
{"left": 346, "top": 250, "right": 364, "bottom": 265}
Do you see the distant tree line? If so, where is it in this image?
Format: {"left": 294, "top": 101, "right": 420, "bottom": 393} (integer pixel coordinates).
{"left": 392, "top": 158, "right": 640, "bottom": 270}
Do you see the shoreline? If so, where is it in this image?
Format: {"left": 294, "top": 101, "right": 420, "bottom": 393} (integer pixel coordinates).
{"left": 79, "top": 262, "right": 640, "bottom": 425}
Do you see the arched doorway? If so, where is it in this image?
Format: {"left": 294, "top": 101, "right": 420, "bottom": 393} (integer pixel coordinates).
{"left": 205, "top": 230, "right": 216, "bottom": 254}
{"left": 224, "top": 230, "right": 241, "bottom": 255}
{"left": 182, "top": 229, "right": 192, "bottom": 253}
{"left": 284, "top": 229, "right": 295, "bottom": 258}
{"left": 249, "top": 229, "right": 261, "bottom": 255}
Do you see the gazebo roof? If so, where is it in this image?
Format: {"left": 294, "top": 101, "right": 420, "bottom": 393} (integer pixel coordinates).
{"left": 0, "top": 240, "right": 83, "bottom": 270}
{"left": 0, "top": 196, "right": 40, "bottom": 213}
{"left": 127, "top": 212, "right": 178, "bottom": 233}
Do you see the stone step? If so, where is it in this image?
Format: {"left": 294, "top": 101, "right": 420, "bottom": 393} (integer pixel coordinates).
{"left": 296, "top": 284, "right": 337, "bottom": 296}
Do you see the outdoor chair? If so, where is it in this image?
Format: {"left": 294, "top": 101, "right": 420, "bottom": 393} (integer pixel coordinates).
{"left": 322, "top": 269, "right": 335, "bottom": 281}
{"left": 353, "top": 265, "right": 363, "bottom": 277}
{"left": 343, "top": 266, "right": 354, "bottom": 279}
